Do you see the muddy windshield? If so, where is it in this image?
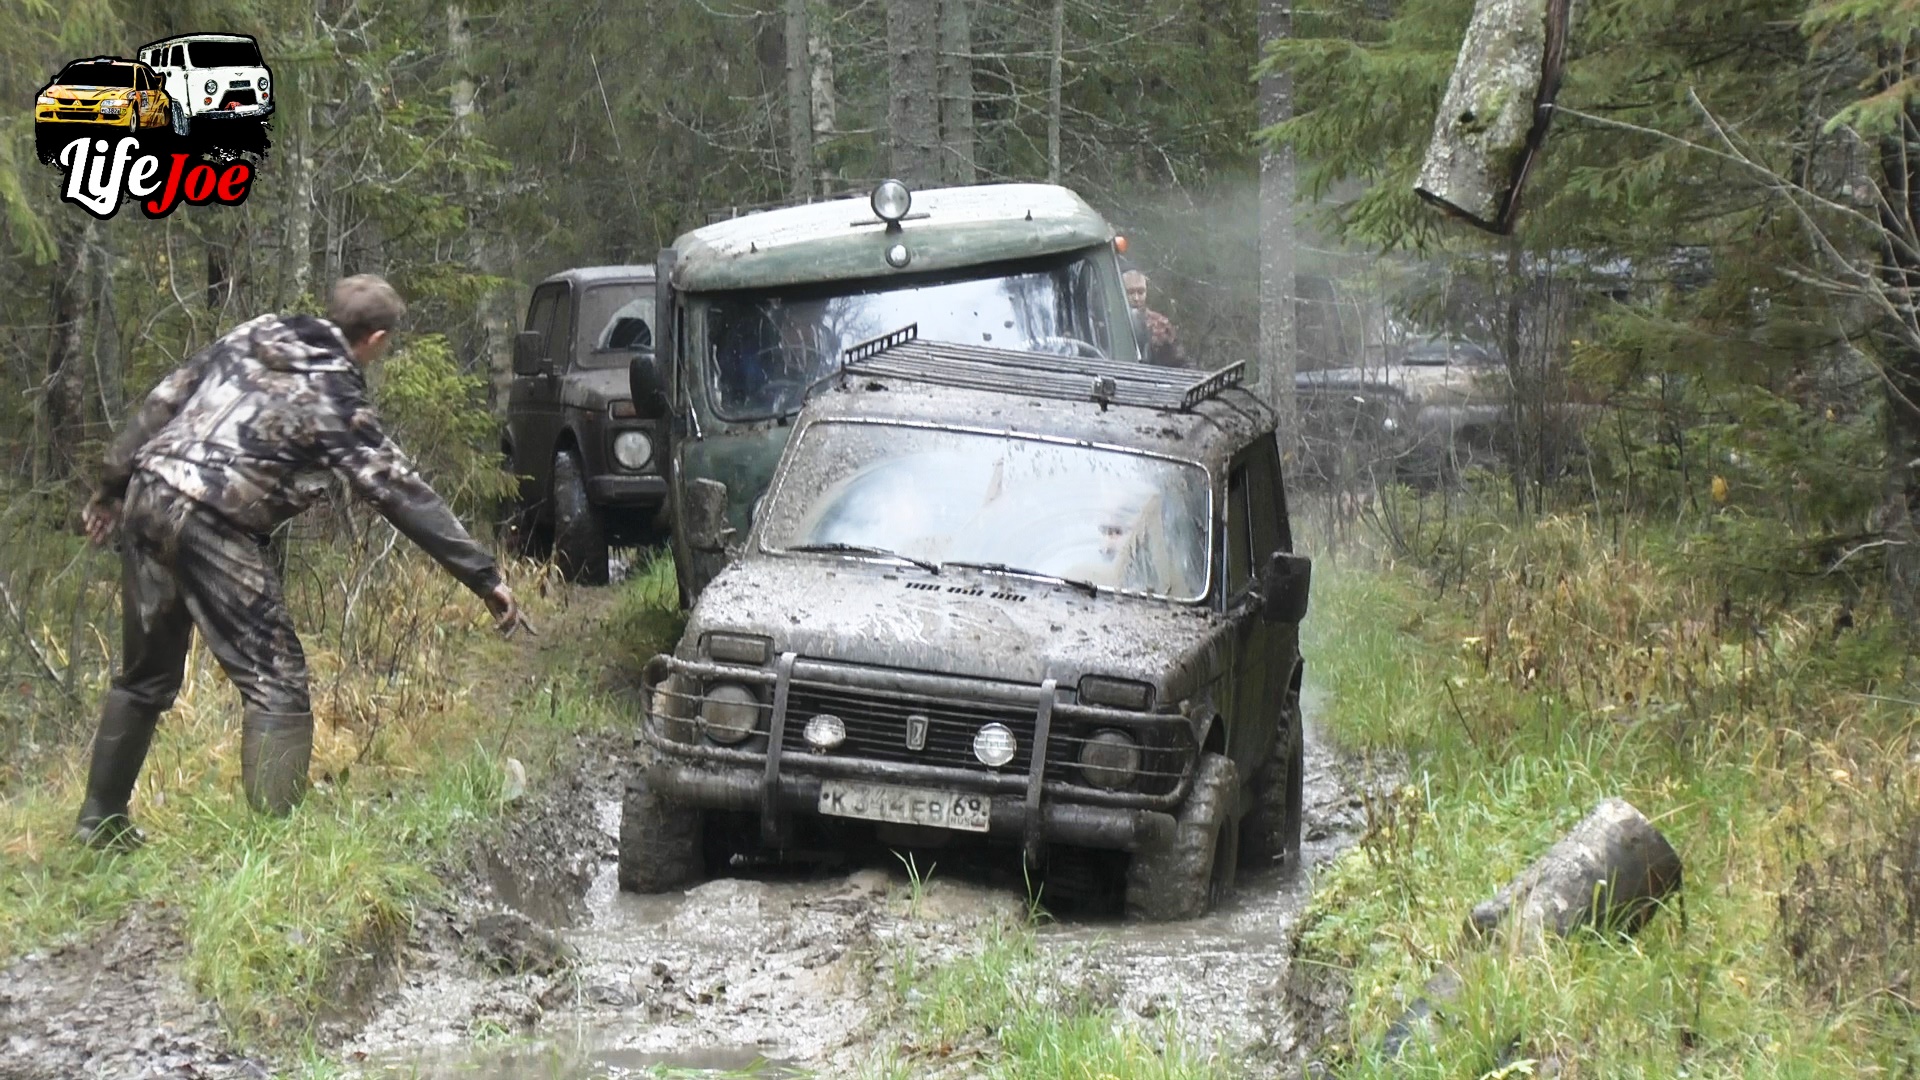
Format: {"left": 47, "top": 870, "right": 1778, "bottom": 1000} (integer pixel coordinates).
{"left": 55, "top": 62, "right": 136, "bottom": 87}
{"left": 762, "top": 421, "right": 1210, "bottom": 601}
{"left": 578, "top": 283, "right": 653, "bottom": 366}
{"left": 699, "top": 249, "right": 1133, "bottom": 422}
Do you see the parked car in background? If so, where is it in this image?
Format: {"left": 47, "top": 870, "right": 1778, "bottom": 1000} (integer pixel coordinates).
{"left": 137, "top": 34, "right": 273, "bottom": 136}
{"left": 503, "top": 264, "right": 667, "bottom": 583}
{"left": 622, "top": 337, "right": 1311, "bottom": 921}
{"left": 1294, "top": 336, "right": 1512, "bottom": 485}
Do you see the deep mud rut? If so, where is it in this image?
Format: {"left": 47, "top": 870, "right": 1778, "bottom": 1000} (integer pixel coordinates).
{"left": 0, "top": 566, "right": 1379, "bottom": 1079}
{"left": 344, "top": 698, "right": 1375, "bottom": 1080}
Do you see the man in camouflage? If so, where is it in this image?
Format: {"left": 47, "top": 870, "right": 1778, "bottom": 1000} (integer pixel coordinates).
{"left": 75, "top": 275, "right": 521, "bottom": 847}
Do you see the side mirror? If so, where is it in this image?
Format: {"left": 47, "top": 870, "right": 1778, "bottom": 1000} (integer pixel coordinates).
{"left": 684, "top": 477, "right": 735, "bottom": 553}
{"left": 1260, "top": 551, "right": 1312, "bottom": 624}
{"left": 628, "top": 351, "right": 668, "bottom": 418}
{"left": 513, "top": 331, "right": 542, "bottom": 375}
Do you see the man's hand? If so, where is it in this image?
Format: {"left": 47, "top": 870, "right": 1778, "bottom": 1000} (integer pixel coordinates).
{"left": 485, "top": 582, "right": 534, "bottom": 637}
{"left": 82, "top": 495, "right": 120, "bottom": 547}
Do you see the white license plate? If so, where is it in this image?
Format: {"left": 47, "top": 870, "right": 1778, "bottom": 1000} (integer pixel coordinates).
{"left": 817, "top": 780, "right": 991, "bottom": 832}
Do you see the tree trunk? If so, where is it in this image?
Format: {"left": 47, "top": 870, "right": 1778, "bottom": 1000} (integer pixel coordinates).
{"left": 42, "top": 218, "right": 96, "bottom": 482}
{"left": 207, "top": 241, "right": 231, "bottom": 314}
{"left": 449, "top": 2, "right": 476, "bottom": 138}
{"left": 887, "top": 0, "right": 941, "bottom": 186}
{"left": 938, "top": 0, "right": 975, "bottom": 185}
{"left": 1258, "top": 0, "right": 1297, "bottom": 446}
{"left": 288, "top": 118, "right": 314, "bottom": 303}
{"left": 1414, "top": 0, "right": 1570, "bottom": 233}
{"left": 810, "top": 27, "right": 838, "bottom": 140}
{"left": 91, "top": 226, "right": 122, "bottom": 425}
{"left": 1046, "top": 0, "right": 1064, "bottom": 183}
{"left": 786, "top": 0, "right": 814, "bottom": 199}
{"left": 1874, "top": 103, "right": 1920, "bottom": 627}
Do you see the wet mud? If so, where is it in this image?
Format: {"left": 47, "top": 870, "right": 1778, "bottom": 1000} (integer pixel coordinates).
{"left": 0, "top": 904, "right": 271, "bottom": 1080}
{"left": 0, "top": 690, "right": 1376, "bottom": 1080}
{"left": 346, "top": 702, "right": 1376, "bottom": 1079}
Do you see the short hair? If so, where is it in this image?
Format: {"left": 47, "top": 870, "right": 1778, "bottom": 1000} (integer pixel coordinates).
{"left": 1122, "top": 270, "right": 1149, "bottom": 288}
{"left": 327, "top": 274, "right": 406, "bottom": 345}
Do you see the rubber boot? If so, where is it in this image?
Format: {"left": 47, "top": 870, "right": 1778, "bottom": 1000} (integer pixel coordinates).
{"left": 74, "top": 690, "right": 160, "bottom": 850}
{"left": 240, "top": 709, "right": 313, "bottom": 816}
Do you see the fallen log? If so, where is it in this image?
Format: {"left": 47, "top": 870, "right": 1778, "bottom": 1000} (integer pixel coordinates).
{"left": 1414, "top": 0, "right": 1572, "bottom": 233}
{"left": 1379, "top": 798, "right": 1683, "bottom": 1064}
{"left": 1469, "top": 797, "right": 1683, "bottom": 948}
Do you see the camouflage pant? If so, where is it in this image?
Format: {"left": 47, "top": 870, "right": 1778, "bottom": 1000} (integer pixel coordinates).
{"left": 112, "top": 471, "right": 310, "bottom": 716}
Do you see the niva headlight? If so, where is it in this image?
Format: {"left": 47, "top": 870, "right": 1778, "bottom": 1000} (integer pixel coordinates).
{"left": 699, "top": 682, "right": 761, "bottom": 744}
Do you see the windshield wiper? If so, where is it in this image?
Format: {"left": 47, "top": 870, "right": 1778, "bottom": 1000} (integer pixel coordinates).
{"left": 787, "top": 542, "right": 941, "bottom": 575}
{"left": 939, "top": 560, "right": 1100, "bottom": 598}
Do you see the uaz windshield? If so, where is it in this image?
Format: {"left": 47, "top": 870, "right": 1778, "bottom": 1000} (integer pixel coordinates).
{"left": 188, "top": 41, "right": 263, "bottom": 67}
{"left": 701, "top": 250, "right": 1129, "bottom": 421}
{"left": 762, "top": 421, "right": 1211, "bottom": 601}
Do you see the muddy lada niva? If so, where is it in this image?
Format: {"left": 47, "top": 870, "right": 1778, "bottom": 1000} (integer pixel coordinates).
{"left": 620, "top": 333, "right": 1311, "bottom": 920}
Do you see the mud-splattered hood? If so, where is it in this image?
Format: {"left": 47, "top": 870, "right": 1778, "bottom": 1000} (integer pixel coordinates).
{"left": 559, "top": 365, "right": 634, "bottom": 411}
{"left": 685, "top": 554, "right": 1230, "bottom": 698}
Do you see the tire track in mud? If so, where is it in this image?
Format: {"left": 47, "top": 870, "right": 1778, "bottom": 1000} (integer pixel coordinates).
{"left": 348, "top": 706, "right": 1375, "bottom": 1079}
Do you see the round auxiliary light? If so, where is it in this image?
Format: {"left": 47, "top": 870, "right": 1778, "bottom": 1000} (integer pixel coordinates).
{"left": 258, "top": 75, "right": 270, "bottom": 92}
{"left": 204, "top": 79, "right": 218, "bottom": 96}
{"left": 612, "top": 430, "right": 653, "bottom": 471}
{"left": 973, "top": 723, "right": 1017, "bottom": 768}
{"left": 804, "top": 713, "right": 847, "bottom": 751}
{"left": 1078, "top": 729, "right": 1141, "bottom": 790}
{"left": 699, "top": 682, "right": 761, "bottom": 744}
{"left": 870, "top": 178, "right": 912, "bottom": 223}
{"left": 885, "top": 243, "right": 911, "bottom": 269}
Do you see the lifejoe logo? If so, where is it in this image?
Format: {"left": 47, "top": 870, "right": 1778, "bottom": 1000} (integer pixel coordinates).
{"left": 34, "top": 33, "right": 274, "bottom": 220}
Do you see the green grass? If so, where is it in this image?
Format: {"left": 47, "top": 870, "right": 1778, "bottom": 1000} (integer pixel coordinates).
{"left": 0, "top": 549, "right": 680, "bottom": 1045}
{"left": 880, "top": 922, "right": 1229, "bottom": 1079}
{"left": 1295, "top": 513, "right": 1920, "bottom": 1078}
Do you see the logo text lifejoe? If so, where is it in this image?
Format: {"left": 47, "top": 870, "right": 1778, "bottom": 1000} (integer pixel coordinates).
{"left": 59, "top": 136, "right": 252, "bottom": 219}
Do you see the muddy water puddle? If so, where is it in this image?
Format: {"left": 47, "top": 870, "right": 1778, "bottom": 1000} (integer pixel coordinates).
{"left": 350, "top": 713, "right": 1371, "bottom": 1078}
{"left": 364, "top": 1032, "right": 800, "bottom": 1079}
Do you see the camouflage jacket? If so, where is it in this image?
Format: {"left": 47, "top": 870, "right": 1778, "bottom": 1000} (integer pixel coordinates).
{"left": 99, "top": 313, "right": 502, "bottom": 598}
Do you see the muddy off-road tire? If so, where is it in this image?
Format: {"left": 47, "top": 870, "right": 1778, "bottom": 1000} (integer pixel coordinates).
{"left": 551, "top": 449, "right": 608, "bottom": 585}
{"left": 1125, "top": 752, "right": 1238, "bottom": 921}
{"left": 171, "top": 102, "right": 191, "bottom": 137}
{"left": 1240, "top": 692, "right": 1305, "bottom": 873}
{"left": 618, "top": 775, "right": 705, "bottom": 893}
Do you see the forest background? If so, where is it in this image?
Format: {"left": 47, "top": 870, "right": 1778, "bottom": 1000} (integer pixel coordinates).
{"left": 1, "top": 0, "right": 1917, "bottom": 1074}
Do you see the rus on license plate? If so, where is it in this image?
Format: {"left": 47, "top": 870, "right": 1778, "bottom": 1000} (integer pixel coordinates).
{"left": 817, "top": 780, "right": 990, "bottom": 832}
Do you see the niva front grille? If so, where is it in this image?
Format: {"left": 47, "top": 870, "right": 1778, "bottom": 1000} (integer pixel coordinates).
{"left": 782, "top": 681, "right": 1036, "bottom": 773}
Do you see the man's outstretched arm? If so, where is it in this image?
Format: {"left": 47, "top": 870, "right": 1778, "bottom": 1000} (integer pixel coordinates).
{"left": 324, "top": 384, "right": 524, "bottom": 632}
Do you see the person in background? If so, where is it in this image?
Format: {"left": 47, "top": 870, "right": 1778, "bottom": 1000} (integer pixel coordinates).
{"left": 74, "top": 274, "right": 523, "bottom": 848}
{"left": 1123, "top": 269, "right": 1186, "bottom": 368}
